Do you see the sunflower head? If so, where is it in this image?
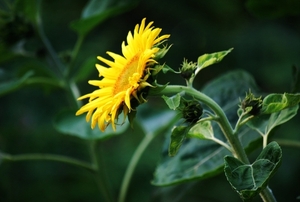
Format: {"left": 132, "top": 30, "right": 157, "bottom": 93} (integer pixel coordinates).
{"left": 76, "top": 18, "right": 170, "bottom": 131}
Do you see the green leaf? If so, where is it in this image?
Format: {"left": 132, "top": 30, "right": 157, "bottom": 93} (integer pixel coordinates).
{"left": 224, "top": 141, "right": 282, "bottom": 200}
{"left": 54, "top": 109, "right": 129, "bottom": 140}
{"left": 0, "top": 70, "right": 34, "bottom": 97}
{"left": 70, "top": 0, "right": 138, "bottom": 36}
{"left": 246, "top": 105, "right": 299, "bottom": 136}
{"left": 169, "top": 126, "right": 189, "bottom": 157}
{"left": 135, "top": 104, "right": 178, "bottom": 134}
{"left": 197, "top": 48, "right": 233, "bottom": 71}
{"left": 162, "top": 94, "right": 181, "bottom": 110}
{"left": 153, "top": 70, "right": 262, "bottom": 186}
{"left": 187, "top": 121, "right": 214, "bottom": 140}
{"left": 262, "top": 93, "right": 300, "bottom": 114}
{"left": 14, "top": 0, "right": 39, "bottom": 24}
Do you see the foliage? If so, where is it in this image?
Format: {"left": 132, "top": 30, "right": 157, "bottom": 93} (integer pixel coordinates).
{"left": 1, "top": 0, "right": 300, "bottom": 202}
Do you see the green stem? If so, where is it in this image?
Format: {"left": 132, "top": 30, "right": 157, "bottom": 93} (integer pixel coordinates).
{"left": 118, "top": 113, "right": 181, "bottom": 202}
{"left": 161, "top": 85, "right": 249, "bottom": 163}
{"left": 274, "top": 139, "right": 300, "bottom": 149}
{"left": 0, "top": 152, "right": 95, "bottom": 171}
{"left": 89, "top": 140, "right": 114, "bottom": 202}
{"left": 65, "top": 34, "right": 86, "bottom": 77}
{"left": 260, "top": 187, "right": 277, "bottom": 202}
{"left": 160, "top": 85, "right": 277, "bottom": 202}
{"left": 118, "top": 134, "right": 155, "bottom": 202}
{"left": 25, "top": 77, "right": 64, "bottom": 87}
{"left": 36, "top": 0, "right": 65, "bottom": 77}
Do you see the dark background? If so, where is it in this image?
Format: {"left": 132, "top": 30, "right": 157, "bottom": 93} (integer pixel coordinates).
{"left": 1, "top": 0, "right": 300, "bottom": 201}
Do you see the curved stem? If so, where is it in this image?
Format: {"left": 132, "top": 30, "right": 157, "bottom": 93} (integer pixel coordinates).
{"left": 118, "top": 134, "right": 154, "bottom": 202}
{"left": 161, "top": 85, "right": 249, "bottom": 163}
{"left": 65, "top": 34, "right": 86, "bottom": 77}
{"left": 36, "top": 0, "right": 64, "bottom": 77}
{"left": 160, "top": 85, "right": 277, "bottom": 202}
{"left": 1, "top": 152, "right": 95, "bottom": 171}
{"left": 118, "top": 113, "right": 181, "bottom": 202}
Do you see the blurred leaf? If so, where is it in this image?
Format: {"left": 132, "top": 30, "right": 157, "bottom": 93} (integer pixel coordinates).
{"left": 187, "top": 121, "right": 214, "bottom": 140}
{"left": 153, "top": 70, "right": 263, "bottom": 186}
{"left": 169, "top": 126, "right": 189, "bottom": 157}
{"left": 224, "top": 141, "right": 282, "bottom": 200}
{"left": 74, "top": 57, "right": 97, "bottom": 82}
{"left": 54, "top": 109, "right": 129, "bottom": 140}
{"left": 70, "top": 0, "right": 138, "bottom": 36}
{"left": 197, "top": 48, "right": 233, "bottom": 71}
{"left": 135, "top": 104, "right": 178, "bottom": 135}
{"left": 246, "top": 0, "right": 300, "bottom": 19}
{"left": 247, "top": 105, "right": 299, "bottom": 136}
{"left": 0, "top": 70, "right": 34, "bottom": 97}
{"left": 262, "top": 93, "right": 300, "bottom": 114}
{"left": 14, "top": 0, "right": 39, "bottom": 24}
{"left": 162, "top": 94, "right": 181, "bottom": 110}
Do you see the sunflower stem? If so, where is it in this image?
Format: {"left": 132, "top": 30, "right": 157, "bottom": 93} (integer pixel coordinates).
{"left": 118, "top": 113, "right": 181, "bottom": 202}
{"left": 118, "top": 133, "right": 154, "bottom": 202}
{"left": 160, "top": 85, "right": 277, "bottom": 202}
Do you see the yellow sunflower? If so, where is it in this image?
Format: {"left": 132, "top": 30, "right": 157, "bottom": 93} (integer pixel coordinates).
{"left": 76, "top": 18, "right": 170, "bottom": 131}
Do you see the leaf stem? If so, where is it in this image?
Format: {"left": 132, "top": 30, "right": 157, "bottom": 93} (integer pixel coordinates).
{"left": 0, "top": 152, "right": 95, "bottom": 171}
{"left": 273, "top": 139, "right": 300, "bottom": 149}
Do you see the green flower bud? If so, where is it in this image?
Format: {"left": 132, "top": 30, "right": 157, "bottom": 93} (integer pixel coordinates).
{"left": 181, "top": 99, "right": 203, "bottom": 123}
{"left": 180, "top": 59, "right": 197, "bottom": 80}
{"left": 241, "top": 91, "right": 262, "bottom": 115}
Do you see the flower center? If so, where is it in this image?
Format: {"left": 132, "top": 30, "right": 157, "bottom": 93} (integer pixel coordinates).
{"left": 113, "top": 54, "right": 142, "bottom": 95}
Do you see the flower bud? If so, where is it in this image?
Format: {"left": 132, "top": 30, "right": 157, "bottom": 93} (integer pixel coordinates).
{"left": 181, "top": 99, "right": 203, "bottom": 123}
{"left": 180, "top": 59, "right": 197, "bottom": 80}
{"left": 241, "top": 91, "right": 262, "bottom": 115}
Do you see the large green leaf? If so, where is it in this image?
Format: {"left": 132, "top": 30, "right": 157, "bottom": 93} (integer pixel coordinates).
{"left": 135, "top": 104, "right": 178, "bottom": 135}
{"left": 152, "top": 70, "right": 262, "bottom": 186}
{"left": 224, "top": 141, "right": 282, "bottom": 200}
{"left": 0, "top": 70, "right": 34, "bottom": 97}
{"left": 70, "top": 0, "right": 138, "bottom": 36}
{"left": 54, "top": 109, "right": 129, "bottom": 140}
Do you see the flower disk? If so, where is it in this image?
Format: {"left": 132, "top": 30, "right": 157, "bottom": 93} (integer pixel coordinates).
{"left": 76, "top": 18, "right": 170, "bottom": 131}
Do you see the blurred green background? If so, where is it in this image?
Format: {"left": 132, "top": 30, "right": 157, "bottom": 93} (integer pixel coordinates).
{"left": 1, "top": 0, "right": 300, "bottom": 201}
